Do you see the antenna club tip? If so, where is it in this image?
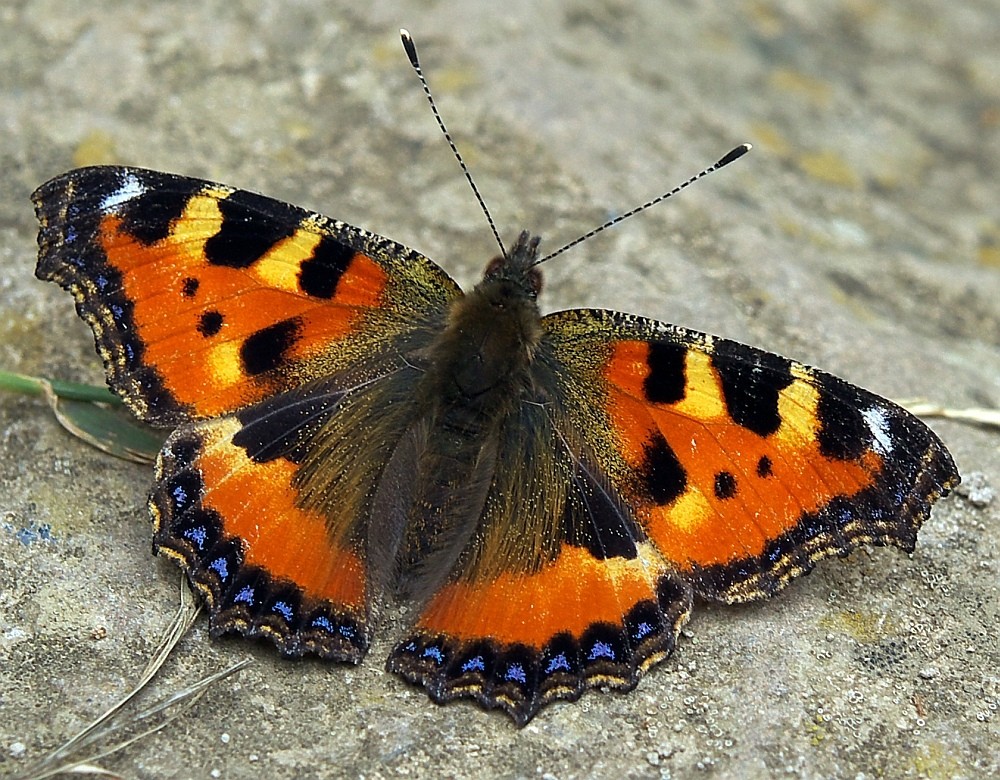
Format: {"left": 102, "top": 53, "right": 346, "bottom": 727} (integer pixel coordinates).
{"left": 400, "top": 29, "right": 419, "bottom": 66}
{"left": 715, "top": 143, "right": 752, "bottom": 169}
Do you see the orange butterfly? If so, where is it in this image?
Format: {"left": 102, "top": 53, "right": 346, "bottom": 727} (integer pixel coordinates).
{"left": 33, "top": 33, "right": 958, "bottom": 726}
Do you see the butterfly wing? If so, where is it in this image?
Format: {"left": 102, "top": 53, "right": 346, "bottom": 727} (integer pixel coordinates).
{"left": 541, "top": 309, "right": 959, "bottom": 603}
{"left": 34, "top": 166, "right": 460, "bottom": 424}
{"left": 151, "top": 365, "right": 424, "bottom": 661}
{"left": 35, "top": 166, "right": 460, "bottom": 661}
{"left": 389, "top": 307, "right": 959, "bottom": 725}
{"left": 388, "top": 396, "right": 695, "bottom": 725}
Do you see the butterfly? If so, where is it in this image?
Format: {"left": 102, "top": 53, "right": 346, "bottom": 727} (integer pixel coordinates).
{"left": 33, "top": 35, "right": 958, "bottom": 728}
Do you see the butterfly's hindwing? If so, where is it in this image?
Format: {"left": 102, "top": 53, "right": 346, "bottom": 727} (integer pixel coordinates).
{"left": 388, "top": 395, "right": 695, "bottom": 726}
{"left": 150, "top": 360, "right": 429, "bottom": 661}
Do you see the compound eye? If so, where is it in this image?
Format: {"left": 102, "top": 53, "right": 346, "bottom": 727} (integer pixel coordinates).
{"left": 527, "top": 267, "right": 543, "bottom": 296}
{"left": 483, "top": 254, "right": 506, "bottom": 279}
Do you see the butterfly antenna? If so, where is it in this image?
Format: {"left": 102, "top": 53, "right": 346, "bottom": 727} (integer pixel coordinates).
{"left": 535, "top": 143, "right": 752, "bottom": 266}
{"left": 400, "top": 29, "right": 507, "bottom": 258}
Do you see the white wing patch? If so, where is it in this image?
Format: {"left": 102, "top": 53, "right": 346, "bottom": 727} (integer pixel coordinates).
{"left": 100, "top": 172, "right": 146, "bottom": 212}
{"left": 863, "top": 406, "right": 894, "bottom": 456}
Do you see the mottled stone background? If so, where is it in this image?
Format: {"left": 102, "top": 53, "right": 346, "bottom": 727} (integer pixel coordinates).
{"left": 1, "top": 1, "right": 997, "bottom": 778}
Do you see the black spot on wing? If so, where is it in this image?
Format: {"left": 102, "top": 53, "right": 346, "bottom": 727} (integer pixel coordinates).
{"left": 182, "top": 277, "right": 200, "bottom": 297}
{"left": 240, "top": 318, "right": 301, "bottom": 376}
{"left": 712, "top": 340, "right": 794, "bottom": 437}
{"left": 815, "top": 374, "right": 871, "bottom": 461}
{"left": 198, "top": 310, "right": 223, "bottom": 337}
{"left": 689, "top": 405, "right": 959, "bottom": 604}
{"left": 118, "top": 177, "right": 203, "bottom": 245}
{"left": 757, "top": 455, "right": 773, "bottom": 478}
{"left": 714, "top": 471, "right": 737, "bottom": 500}
{"left": 639, "top": 432, "right": 686, "bottom": 506}
{"left": 643, "top": 341, "right": 687, "bottom": 404}
{"left": 298, "top": 235, "right": 356, "bottom": 299}
{"left": 204, "top": 190, "right": 301, "bottom": 268}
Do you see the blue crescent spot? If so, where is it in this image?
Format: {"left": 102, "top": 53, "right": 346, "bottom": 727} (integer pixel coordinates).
{"left": 587, "top": 641, "right": 615, "bottom": 661}
{"left": 183, "top": 525, "right": 207, "bottom": 549}
{"left": 421, "top": 645, "right": 445, "bottom": 665}
{"left": 208, "top": 557, "right": 229, "bottom": 580}
{"left": 272, "top": 601, "right": 294, "bottom": 621}
{"left": 311, "top": 616, "right": 334, "bottom": 632}
{"left": 504, "top": 663, "right": 527, "bottom": 684}
{"left": 634, "top": 621, "right": 654, "bottom": 640}
{"left": 234, "top": 585, "right": 255, "bottom": 605}
{"left": 544, "top": 653, "right": 571, "bottom": 674}
{"left": 339, "top": 624, "right": 356, "bottom": 639}
{"left": 461, "top": 655, "right": 486, "bottom": 673}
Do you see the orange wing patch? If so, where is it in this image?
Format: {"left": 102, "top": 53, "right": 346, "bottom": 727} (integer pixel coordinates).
{"left": 605, "top": 339, "right": 880, "bottom": 563}
{"left": 415, "top": 543, "right": 669, "bottom": 647}
{"left": 180, "top": 416, "right": 365, "bottom": 608}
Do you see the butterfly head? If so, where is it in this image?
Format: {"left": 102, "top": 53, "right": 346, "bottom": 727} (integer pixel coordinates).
{"left": 430, "top": 230, "right": 544, "bottom": 382}
{"left": 480, "top": 230, "right": 544, "bottom": 301}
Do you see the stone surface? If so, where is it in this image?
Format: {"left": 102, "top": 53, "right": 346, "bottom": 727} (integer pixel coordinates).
{"left": 1, "top": 1, "right": 998, "bottom": 778}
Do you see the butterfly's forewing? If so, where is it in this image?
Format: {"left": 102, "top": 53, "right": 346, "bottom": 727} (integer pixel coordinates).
{"left": 34, "top": 166, "right": 460, "bottom": 425}
{"left": 542, "top": 309, "right": 959, "bottom": 602}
